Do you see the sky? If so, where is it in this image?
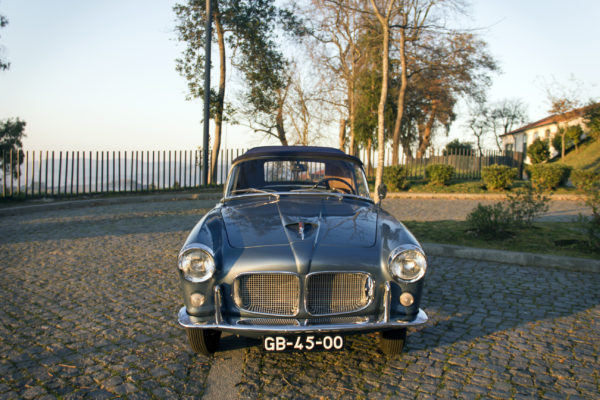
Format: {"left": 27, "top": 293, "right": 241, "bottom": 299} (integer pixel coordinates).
{"left": 0, "top": 0, "right": 599, "bottom": 152}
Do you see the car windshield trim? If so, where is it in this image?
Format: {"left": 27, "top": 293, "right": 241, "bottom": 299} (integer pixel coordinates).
{"left": 230, "top": 188, "right": 280, "bottom": 199}
{"left": 223, "top": 190, "right": 373, "bottom": 203}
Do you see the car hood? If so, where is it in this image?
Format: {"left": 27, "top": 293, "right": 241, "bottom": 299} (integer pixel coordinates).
{"left": 221, "top": 196, "right": 378, "bottom": 249}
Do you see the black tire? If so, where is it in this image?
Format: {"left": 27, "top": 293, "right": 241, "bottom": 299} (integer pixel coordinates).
{"left": 186, "top": 328, "right": 221, "bottom": 355}
{"left": 379, "top": 328, "right": 407, "bottom": 355}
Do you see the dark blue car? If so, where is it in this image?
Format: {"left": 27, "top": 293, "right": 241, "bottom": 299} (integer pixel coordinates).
{"left": 177, "top": 146, "right": 427, "bottom": 354}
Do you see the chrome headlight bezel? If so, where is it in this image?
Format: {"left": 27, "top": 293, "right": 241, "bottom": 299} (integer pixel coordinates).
{"left": 388, "top": 245, "right": 427, "bottom": 283}
{"left": 178, "top": 244, "right": 216, "bottom": 283}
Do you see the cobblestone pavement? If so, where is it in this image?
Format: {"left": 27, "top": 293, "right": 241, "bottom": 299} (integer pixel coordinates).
{"left": 1, "top": 199, "right": 598, "bottom": 399}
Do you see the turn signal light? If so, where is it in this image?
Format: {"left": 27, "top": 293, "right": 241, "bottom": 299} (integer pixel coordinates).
{"left": 400, "top": 292, "right": 414, "bottom": 307}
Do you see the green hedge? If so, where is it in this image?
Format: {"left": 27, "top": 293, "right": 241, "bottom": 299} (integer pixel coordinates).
{"left": 527, "top": 138, "right": 550, "bottom": 164}
{"left": 383, "top": 165, "right": 409, "bottom": 191}
{"left": 571, "top": 169, "right": 599, "bottom": 191}
{"left": 527, "top": 164, "right": 572, "bottom": 190}
{"left": 425, "top": 164, "right": 455, "bottom": 186}
{"left": 481, "top": 164, "right": 518, "bottom": 191}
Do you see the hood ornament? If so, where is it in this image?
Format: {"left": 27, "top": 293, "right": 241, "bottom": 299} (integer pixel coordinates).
{"left": 286, "top": 221, "right": 313, "bottom": 240}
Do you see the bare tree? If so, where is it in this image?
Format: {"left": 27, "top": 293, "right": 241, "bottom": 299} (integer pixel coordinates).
{"left": 284, "top": 63, "right": 330, "bottom": 145}
{"left": 488, "top": 99, "right": 528, "bottom": 151}
{"left": 542, "top": 75, "right": 585, "bottom": 159}
{"left": 304, "top": 0, "right": 367, "bottom": 155}
{"left": 467, "top": 99, "right": 489, "bottom": 156}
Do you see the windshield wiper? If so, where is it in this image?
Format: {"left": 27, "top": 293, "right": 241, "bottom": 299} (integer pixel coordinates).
{"left": 289, "top": 188, "right": 344, "bottom": 200}
{"left": 229, "top": 188, "right": 280, "bottom": 199}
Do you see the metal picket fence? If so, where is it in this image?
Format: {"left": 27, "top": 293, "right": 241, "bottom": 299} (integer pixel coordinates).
{"left": 1, "top": 147, "right": 523, "bottom": 198}
{"left": 358, "top": 147, "right": 524, "bottom": 180}
{"left": 0, "top": 149, "right": 249, "bottom": 198}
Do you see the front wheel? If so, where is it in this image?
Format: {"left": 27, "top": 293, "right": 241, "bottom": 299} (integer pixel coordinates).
{"left": 379, "top": 328, "right": 407, "bottom": 355}
{"left": 186, "top": 328, "right": 221, "bottom": 355}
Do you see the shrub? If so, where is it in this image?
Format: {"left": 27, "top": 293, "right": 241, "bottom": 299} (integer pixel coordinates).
{"left": 570, "top": 169, "right": 599, "bottom": 191}
{"left": 565, "top": 125, "right": 584, "bottom": 151}
{"left": 467, "top": 185, "right": 551, "bottom": 237}
{"left": 527, "top": 164, "right": 572, "bottom": 190}
{"left": 527, "top": 138, "right": 550, "bottom": 164}
{"left": 444, "top": 139, "right": 473, "bottom": 155}
{"left": 551, "top": 133, "right": 563, "bottom": 155}
{"left": 481, "top": 164, "right": 518, "bottom": 191}
{"left": 383, "top": 165, "right": 409, "bottom": 191}
{"left": 467, "top": 203, "right": 512, "bottom": 237}
{"left": 578, "top": 186, "right": 600, "bottom": 251}
{"left": 505, "top": 185, "right": 550, "bottom": 228}
{"left": 425, "top": 164, "right": 455, "bottom": 186}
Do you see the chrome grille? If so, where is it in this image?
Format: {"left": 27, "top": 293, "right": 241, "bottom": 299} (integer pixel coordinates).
{"left": 306, "top": 273, "right": 372, "bottom": 315}
{"left": 237, "top": 318, "right": 300, "bottom": 326}
{"left": 235, "top": 273, "right": 300, "bottom": 316}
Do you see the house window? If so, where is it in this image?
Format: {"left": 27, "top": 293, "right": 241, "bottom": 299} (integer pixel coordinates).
{"left": 533, "top": 131, "right": 539, "bottom": 140}
{"left": 505, "top": 144, "right": 514, "bottom": 152}
{"left": 545, "top": 129, "right": 550, "bottom": 139}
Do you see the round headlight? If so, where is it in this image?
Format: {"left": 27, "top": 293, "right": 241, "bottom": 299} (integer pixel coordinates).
{"left": 178, "top": 246, "right": 215, "bottom": 283}
{"left": 389, "top": 248, "right": 427, "bottom": 283}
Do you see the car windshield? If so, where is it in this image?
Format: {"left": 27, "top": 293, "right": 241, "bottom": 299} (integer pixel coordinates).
{"left": 226, "top": 157, "right": 370, "bottom": 198}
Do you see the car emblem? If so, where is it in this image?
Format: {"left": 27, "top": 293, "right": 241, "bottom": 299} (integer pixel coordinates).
{"left": 298, "top": 222, "right": 305, "bottom": 240}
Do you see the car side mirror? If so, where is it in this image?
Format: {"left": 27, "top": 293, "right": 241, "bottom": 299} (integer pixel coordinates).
{"left": 377, "top": 183, "right": 387, "bottom": 202}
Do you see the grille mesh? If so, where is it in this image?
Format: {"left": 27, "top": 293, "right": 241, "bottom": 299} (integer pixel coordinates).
{"left": 235, "top": 273, "right": 300, "bottom": 316}
{"left": 237, "top": 318, "right": 300, "bottom": 326}
{"left": 306, "top": 273, "right": 371, "bottom": 315}
{"left": 307, "top": 316, "right": 370, "bottom": 325}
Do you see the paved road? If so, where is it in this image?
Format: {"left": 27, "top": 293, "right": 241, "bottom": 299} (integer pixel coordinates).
{"left": 0, "top": 199, "right": 598, "bottom": 399}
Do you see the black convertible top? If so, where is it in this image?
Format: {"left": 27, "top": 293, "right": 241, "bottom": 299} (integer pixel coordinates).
{"left": 233, "top": 146, "right": 363, "bottom": 165}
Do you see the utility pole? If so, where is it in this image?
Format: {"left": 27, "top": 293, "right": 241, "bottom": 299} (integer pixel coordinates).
{"left": 202, "top": 0, "right": 212, "bottom": 186}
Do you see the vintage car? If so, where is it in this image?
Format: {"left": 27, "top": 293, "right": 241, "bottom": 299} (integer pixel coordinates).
{"left": 177, "top": 146, "right": 427, "bottom": 355}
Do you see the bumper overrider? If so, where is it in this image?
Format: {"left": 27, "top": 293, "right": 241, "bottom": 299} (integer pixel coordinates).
{"left": 178, "top": 283, "right": 428, "bottom": 335}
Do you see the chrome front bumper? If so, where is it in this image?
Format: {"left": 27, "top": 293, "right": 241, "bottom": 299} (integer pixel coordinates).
{"left": 177, "top": 283, "right": 428, "bottom": 334}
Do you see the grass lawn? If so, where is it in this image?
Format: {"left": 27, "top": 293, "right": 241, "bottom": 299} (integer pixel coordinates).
{"left": 404, "top": 220, "right": 599, "bottom": 260}
{"left": 554, "top": 137, "right": 600, "bottom": 173}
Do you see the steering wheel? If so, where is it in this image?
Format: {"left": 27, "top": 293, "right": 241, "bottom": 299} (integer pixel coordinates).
{"left": 312, "top": 177, "right": 355, "bottom": 194}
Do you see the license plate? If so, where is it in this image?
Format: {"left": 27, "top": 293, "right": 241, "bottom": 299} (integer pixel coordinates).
{"left": 263, "top": 334, "right": 345, "bottom": 352}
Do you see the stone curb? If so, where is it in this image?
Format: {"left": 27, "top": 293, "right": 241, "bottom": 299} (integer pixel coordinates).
{"left": 423, "top": 242, "right": 600, "bottom": 273}
{"left": 386, "top": 192, "right": 585, "bottom": 201}
{"left": 0, "top": 192, "right": 223, "bottom": 217}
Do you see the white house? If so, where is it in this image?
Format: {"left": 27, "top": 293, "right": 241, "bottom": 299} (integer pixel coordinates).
{"left": 500, "top": 105, "right": 593, "bottom": 163}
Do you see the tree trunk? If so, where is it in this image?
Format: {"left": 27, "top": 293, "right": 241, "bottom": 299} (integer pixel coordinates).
{"left": 391, "top": 24, "right": 408, "bottom": 166}
{"left": 476, "top": 133, "right": 483, "bottom": 157}
{"left": 416, "top": 103, "right": 438, "bottom": 158}
{"left": 366, "top": 137, "right": 373, "bottom": 177}
{"left": 370, "top": 0, "right": 393, "bottom": 202}
{"left": 209, "top": 9, "right": 226, "bottom": 184}
{"left": 276, "top": 100, "right": 288, "bottom": 146}
{"left": 338, "top": 119, "right": 347, "bottom": 151}
{"left": 348, "top": 82, "right": 356, "bottom": 155}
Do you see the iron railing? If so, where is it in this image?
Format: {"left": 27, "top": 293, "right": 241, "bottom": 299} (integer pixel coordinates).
{"left": 1, "top": 147, "right": 523, "bottom": 198}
